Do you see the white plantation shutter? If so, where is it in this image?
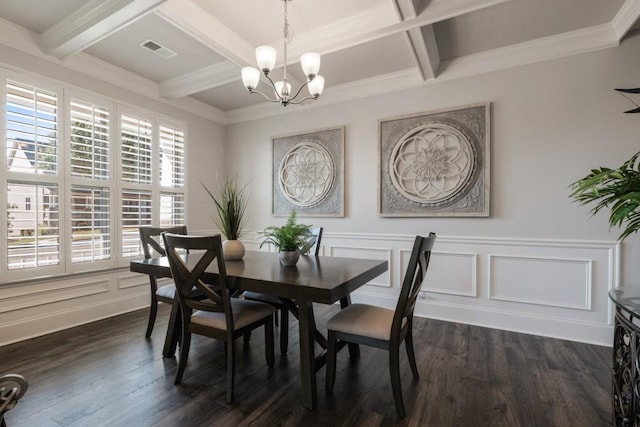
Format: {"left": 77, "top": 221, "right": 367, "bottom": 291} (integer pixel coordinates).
{"left": 70, "top": 186, "right": 111, "bottom": 262}
{"left": 159, "top": 125, "right": 185, "bottom": 188}
{"left": 121, "top": 114, "right": 152, "bottom": 184}
{"left": 70, "top": 100, "right": 109, "bottom": 179}
{"left": 5, "top": 78, "right": 61, "bottom": 273}
{"left": 121, "top": 190, "right": 152, "bottom": 256}
{"left": 6, "top": 80, "right": 58, "bottom": 174}
{"left": 158, "top": 124, "right": 186, "bottom": 228}
{"left": 160, "top": 193, "right": 185, "bottom": 227}
{"left": 1, "top": 77, "right": 189, "bottom": 278}
{"left": 6, "top": 182, "right": 59, "bottom": 269}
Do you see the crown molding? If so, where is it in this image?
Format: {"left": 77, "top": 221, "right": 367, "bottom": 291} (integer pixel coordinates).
{"left": 437, "top": 23, "right": 619, "bottom": 82}
{"left": 611, "top": 0, "right": 640, "bottom": 41}
{"left": 40, "top": 0, "right": 166, "bottom": 59}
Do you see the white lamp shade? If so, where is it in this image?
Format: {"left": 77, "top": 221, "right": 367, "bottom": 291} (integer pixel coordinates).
{"left": 256, "top": 46, "right": 277, "bottom": 72}
{"left": 275, "top": 80, "right": 292, "bottom": 98}
{"left": 307, "top": 75, "right": 324, "bottom": 97}
{"left": 241, "top": 67, "right": 260, "bottom": 89}
{"left": 300, "top": 52, "right": 321, "bottom": 77}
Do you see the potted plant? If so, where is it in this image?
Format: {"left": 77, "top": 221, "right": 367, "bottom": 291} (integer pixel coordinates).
{"left": 569, "top": 150, "right": 640, "bottom": 241}
{"left": 202, "top": 176, "right": 248, "bottom": 260}
{"left": 259, "top": 211, "right": 312, "bottom": 266}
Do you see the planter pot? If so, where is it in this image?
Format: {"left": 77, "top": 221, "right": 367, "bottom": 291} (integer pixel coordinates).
{"left": 222, "top": 239, "right": 245, "bottom": 261}
{"left": 279, "top": 250, "right": 300, "bottom": 267}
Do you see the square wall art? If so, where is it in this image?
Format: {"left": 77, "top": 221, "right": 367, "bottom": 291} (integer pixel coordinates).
{"left": 379, "top": 103, "right": 490, "bottom": 217}
{"left": 272, "top": 126, "right": 345, "bottom": 217}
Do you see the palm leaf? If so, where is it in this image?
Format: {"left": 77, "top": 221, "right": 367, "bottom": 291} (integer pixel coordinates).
{"left": 569, "top": 150, "right": 640, "bottom": 241}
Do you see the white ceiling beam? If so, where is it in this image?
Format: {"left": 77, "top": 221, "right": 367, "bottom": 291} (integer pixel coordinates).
{"left": 285, "top": 0, "right": 511, "bottom": 60}
{"left": 159, "top": 62, "right": 239, "bottom": 100}
{"left": 39, "top": 0, "right": 166, "bottom": 59}
{"left": 611, "top": 0, "right": 640, "bottom": 41}
{"left": 393, "top": 0, "right": 440, "bottom": 81}
{"left": 157, "top": 0, "right": 505, "bottom": 98}
{"left": 438, "top": 24, "right": 618, "bottom": 83}
{"left": 154, "top": 0, "right": 255, "bottom": 66}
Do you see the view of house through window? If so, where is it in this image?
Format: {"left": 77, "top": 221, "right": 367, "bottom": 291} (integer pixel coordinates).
{"left": 4, "top": 76, "right": 186, "bottom": 279}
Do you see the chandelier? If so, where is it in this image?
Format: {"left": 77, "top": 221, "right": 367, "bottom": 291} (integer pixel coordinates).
{"left": 241, "top": 0, "right": 325, "bottom": 107}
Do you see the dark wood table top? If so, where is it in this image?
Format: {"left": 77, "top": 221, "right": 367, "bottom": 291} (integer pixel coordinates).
{"left": 130, "top": 250, "right": 388, "bottom": 304}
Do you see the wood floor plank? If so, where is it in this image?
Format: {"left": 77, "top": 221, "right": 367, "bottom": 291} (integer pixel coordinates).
{"left": 0, "top": 304, "right": 611, "bottom": 426}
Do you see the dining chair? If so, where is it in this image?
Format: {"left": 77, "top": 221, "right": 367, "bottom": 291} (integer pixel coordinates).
{"left": 162, "top": 232, "right": 275, "bottom": 403}
{"left": 139, "top": 225, "right": 188, "bottom": 338}
{"left": 0, "top": 374, "right": 28, "bottom": 427}
{"left": 243, "top": 227, "right": 323, "bottom": 353}
{"left": 325, "top": 233, "right": 436, "bottom": 419}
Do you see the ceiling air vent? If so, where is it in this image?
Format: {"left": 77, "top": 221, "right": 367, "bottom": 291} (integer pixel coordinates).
{"left": 139, "top": 39, "right": 177, "bottom": 59}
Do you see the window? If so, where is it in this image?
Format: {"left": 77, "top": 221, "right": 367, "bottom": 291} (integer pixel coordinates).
{"left": 158, "top": 124, "right": 185, "bottom": 228}
{"left": 70, "top": 186, "right": 111, "bottom": 263}
{"left": 121, "top": 114, "right": 152, "bottom": 184}
{"left": 1, "top": 73, "right": 187, "bottom": 281}
{"left": 6, "top": 183, "right": 59, "bottom": 270}
{"left": 121, "top": 190, "right": 152, "bottom": 257}
{"left": 69, "top": 99, "right": 109, "bottom": 180}
{"left": 6, "top": 79, "right": 60, "bottom": 275}
{"left": 69, "top": 98, "right": 112, "bottom": 266}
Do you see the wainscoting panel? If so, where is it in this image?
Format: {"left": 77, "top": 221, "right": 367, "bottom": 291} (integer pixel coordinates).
{"left": 411, "top": 251, "right": 478, "bottom": 297}
{"left": 0, "top": 232, "right": 620, "bottom": 347}
{"left": 329, "top": 245, "right": 392, "bottom": 287}
{"left": 488, "top": 255, "right": 592, "bottom": 310}
{"left": 320, "top": 233, "right": 619, "bottom": 346}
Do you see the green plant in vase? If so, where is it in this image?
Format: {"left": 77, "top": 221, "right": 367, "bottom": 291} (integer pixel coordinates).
{"left": 260, "top": 211, "right": 312, "bottom": 266}
{"left": 202, "top": 175, "right": 248, "bottom": 260}
{"left": 569, "top": 151, "right": 640, "bottom": 241}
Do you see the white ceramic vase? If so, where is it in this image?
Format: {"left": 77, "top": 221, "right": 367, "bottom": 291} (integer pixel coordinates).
{"left": 222, "top": 239, "right": 245, "bottom": 261}
{"left": 279, "top": 250, "right": 300, "bottom": 267}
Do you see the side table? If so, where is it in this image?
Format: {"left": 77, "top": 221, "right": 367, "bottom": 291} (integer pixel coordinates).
{"left": 610, "top": 287, "right": 640, "bottom": 427}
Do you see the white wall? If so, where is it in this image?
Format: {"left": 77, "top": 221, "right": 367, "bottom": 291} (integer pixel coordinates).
{"left": 226, "top": 33, "right": 640, "bottom": 346}
{"left": 0, "top": 44, "right": 225, "bottom": 346}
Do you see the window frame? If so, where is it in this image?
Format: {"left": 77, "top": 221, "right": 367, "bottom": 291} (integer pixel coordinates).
{"left": 0, "top": 70, "right": 188, "bottom": 283}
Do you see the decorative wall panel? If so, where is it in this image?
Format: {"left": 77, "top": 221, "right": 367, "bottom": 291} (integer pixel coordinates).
{"left": 379, "top": 104, "right": 490, "bottom": 216}
{"left": 272, "top": 126, "right": 344, "bottom": 217}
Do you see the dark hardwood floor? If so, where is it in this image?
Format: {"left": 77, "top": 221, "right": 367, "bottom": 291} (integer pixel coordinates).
{"left": 0, "top": 304, "right": 611, "bottom": 426}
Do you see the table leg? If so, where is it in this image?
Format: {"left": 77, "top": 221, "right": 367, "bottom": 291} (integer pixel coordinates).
{"left": 339, "top": 296, "right": 360, "bottom": 360}
{"left": 297, "top": 299, "right": 317, "bottom": 409}
{"left": 163, "top": 299, "right": 181, "bottom": 357}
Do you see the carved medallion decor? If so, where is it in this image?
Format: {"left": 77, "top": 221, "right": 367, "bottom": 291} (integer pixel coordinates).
{"left": 379, "top": 103, "right": 490, "bottom": 217}
{"left": 272, "top": 127, "right": 344, "bottom": 217}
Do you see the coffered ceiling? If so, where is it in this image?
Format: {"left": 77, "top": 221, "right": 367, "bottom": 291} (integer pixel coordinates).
{"left": 0, "top": 0, "right": 638, "bottom": 123}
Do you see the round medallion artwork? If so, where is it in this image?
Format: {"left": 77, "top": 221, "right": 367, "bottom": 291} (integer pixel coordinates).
{"left": 278, "top": 141, "right": 335, "bottom": 207}
{"left": 389, "top": 122, "right": 475, "bottom": 204}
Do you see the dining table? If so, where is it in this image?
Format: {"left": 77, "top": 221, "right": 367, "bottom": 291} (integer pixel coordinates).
{"left": 130, "top": 250, "right": 388, "bottom": 410}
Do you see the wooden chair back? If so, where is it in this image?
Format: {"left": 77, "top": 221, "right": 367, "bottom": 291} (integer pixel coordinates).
{"left": 392, "top": 233, "right": 436, "bottom": 337}
{"left": 161, "top": 233, "right": 235, "bottom": 331}
{"left": 301, "top": 227, "right": 323, "bottom": 256}
{"left": 139, "top": 225, "right": 187, "bottom": 259}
